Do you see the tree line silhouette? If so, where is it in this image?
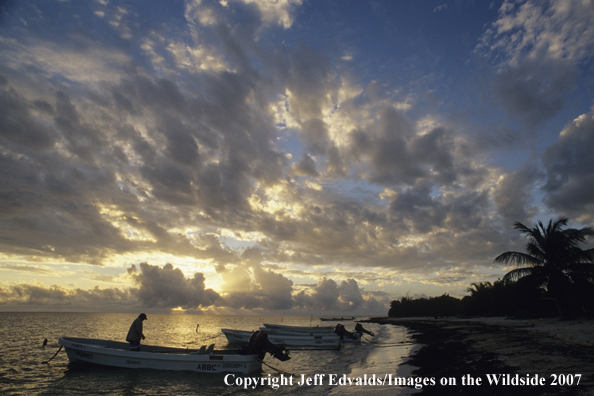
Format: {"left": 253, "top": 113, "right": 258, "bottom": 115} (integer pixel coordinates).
{"left": 389, "top": 218, "right": 594, "bottom": 319}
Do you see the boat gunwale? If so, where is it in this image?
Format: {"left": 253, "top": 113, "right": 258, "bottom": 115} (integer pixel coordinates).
{"left": 222, "top": 328, "right": 340, "bottom": 340}
{"left": 58, "top": 337, "right": 257, "bottom": 362}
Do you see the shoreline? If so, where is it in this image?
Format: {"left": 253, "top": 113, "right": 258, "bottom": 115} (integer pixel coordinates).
{"left": 365, "top": 317, "right": 594, "bottom": 395}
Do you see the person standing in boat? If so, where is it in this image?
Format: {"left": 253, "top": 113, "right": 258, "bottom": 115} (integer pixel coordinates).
{"left": 126, "top": 313, "right": 147, "bottom": 351}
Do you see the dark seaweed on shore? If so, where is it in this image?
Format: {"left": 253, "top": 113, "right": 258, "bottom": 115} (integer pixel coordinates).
{"left": 367, "top": 318, "right": 588, "bottom": 396}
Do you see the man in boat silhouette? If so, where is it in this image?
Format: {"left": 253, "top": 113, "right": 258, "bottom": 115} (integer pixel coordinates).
{"left": 126, "top": 313, "right": 147, "bottom": 351}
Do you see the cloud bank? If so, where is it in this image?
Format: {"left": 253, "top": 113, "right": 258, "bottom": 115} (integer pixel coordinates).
{"left": 1, "top": 0, "right": 593, "bottom": 310}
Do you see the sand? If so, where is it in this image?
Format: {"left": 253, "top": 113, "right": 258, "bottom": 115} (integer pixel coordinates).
{"left": 367, "top": 317, "right": 594, "bottom": 395}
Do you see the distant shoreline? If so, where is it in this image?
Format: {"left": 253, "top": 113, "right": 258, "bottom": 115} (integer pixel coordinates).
{"left": 365, "top": 316, "right": 594, "bottom": 395}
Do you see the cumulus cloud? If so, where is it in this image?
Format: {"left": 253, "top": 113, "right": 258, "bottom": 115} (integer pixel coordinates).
{"left": 0, "top": 263, "right": 386, "bottom": 313}
{"left": 128, "top": 263, "right": 219, "bottom": 309}
{"left": 295, "top": 277, "right": 386, "bottom": 312}
{"left": 217, "top": 263, "right": 295, "bottom": 310}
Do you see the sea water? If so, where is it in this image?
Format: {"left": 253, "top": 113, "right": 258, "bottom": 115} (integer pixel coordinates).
{"left": 0, "top": 312, "right": 417, "bottom": 395}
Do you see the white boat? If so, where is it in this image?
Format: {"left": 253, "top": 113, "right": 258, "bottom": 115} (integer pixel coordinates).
{"left": 259, "top": 327, "right": 335, "bottom": 337}
{"left": 222, "top": 329, "right": 342, "bottom": 350}
{"left": 58, "top": 337, "right": 280, "bottom": 374}
{"left": 259, "top": 328, "right": 361, "bottom": 343}
{"left": 262, "top": 323, "right": 367, "bottom": 343}
{"left": 262, "top": 323, "right": 335, "bottom": 332}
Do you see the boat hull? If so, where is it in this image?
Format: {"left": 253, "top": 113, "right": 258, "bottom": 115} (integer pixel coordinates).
{"left": 261, "top": 327, "right": 362, "bottom": 343}
{"left": 58, "top": 337, "right": 261, "bottom": 374}
{"left": 262, "top": 323, "right": 335, "bottom": 332}
{"left": 260, "top": 327, "right": 335, "bottom": 337}
{"left": 222, "top": 329, "right": 341, "bottom": 349}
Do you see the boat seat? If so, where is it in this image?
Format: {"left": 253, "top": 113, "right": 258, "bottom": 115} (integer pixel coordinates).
{"left": 190, "top": 344, "right": 215, "bottom": 355}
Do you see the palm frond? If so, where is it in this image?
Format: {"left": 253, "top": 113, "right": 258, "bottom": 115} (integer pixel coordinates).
{"left": 494, "top": 251, "right": 542, "bottom": 266}
{"left": 502, "top": 267, "right": 534, "bottom": 282}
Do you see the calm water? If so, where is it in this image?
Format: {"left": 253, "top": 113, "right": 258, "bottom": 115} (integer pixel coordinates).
{"left": 0, "top": 313, "right": 417, "bottom": 395}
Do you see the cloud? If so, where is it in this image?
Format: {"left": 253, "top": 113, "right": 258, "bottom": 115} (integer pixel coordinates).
{"left": 491, "top": 57, "right": 576, "bottom": 126}
{"left": 217, "top": 263, "right": 295, "bottom": 310}
{"left": 541, "top": 110, "right": 594, "bottom": 221}
{"left": 433, "top": 4, "right": 447, "bottom": 13}
{"left": 0, "top": 264, "right": 56, "bottom": 275}
{"left": 296, "top": 277, "right": 386, "bottom": 312}
{"left": 238, "top": 0, "right": 303, "bottom": 29}
{"left": 128, "top": 262, "right": 220, "bottom": 309}
{"left": 477, "top": 0, "right": 594, "bottom": 64}
{"left": 348, "top": 109, "right": 480, "bottom": 188}
{"left": 0, "top": 282, "right": 134, "bottom": 310}
{"left": 2, "top": 0, "right": 593, "bottom": 307}
{"left": 476, "top": 0, "right": 594, "bottom": 126}
{"left": 0, "top": 0, "right": 502, "bottom": 279}
{"left": 0, "top": 262, "right": 387, "bottom": 313}
{"left": 312, "top": 277, "right": 340, "bottom": 309}
{"left": 0, "top": 84, "right": 57, "bottom": 150}
{"left": 493, "top": 165, "right": 543, "bottom": 226}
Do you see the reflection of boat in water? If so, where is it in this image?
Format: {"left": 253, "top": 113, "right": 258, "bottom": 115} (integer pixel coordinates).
{"left": 320, "top": 317, "right": 356, "bottom": 321}
{"left": 222, "top": 329, "right": 342, "bottom": 350}
{"left": 58, "top": 335, "right": 289, "bottom": 374}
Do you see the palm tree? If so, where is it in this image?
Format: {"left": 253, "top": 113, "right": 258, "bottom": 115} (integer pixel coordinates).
{"left": 494, "top": 217, "right": 594, "bottom": 317}
{"left": 467, "top": 281, "right": 493, "bottom": 296}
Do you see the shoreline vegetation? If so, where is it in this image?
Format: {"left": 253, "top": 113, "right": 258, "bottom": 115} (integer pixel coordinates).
{"left": 360, "top": 217, "right": 594, "bottom": 393}
{"left": 365, "top": 316, "right": 594, "bottom": 395}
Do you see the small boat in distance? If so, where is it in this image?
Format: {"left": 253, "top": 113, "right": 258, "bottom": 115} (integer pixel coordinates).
{"left": 320, "top": 317, "right": 356, "bottom": 321}
{"left": 222, "top": 329, "right": 342, "bottom": 350}
{"left": 58, "top": 335, "right": 289, "bottom": 374}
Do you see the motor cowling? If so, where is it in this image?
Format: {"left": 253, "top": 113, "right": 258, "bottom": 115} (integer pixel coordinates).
{"left": 355, "top": 323, "right": 375, "bottom": 336}
{"left": 334, "top": 323, "right": 358, "bottom": 340}
{"left": 237, "top": 330, "right": 291, "bottom": 361}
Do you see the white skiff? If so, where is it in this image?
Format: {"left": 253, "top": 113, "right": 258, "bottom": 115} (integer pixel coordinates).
{"left": 260, "top": 327, "right": 336, "bottom": 337}
{"left": 259, "top": 328, "right": 362, "bottom": 343}
{"left": 58, "top": 337, "right": 262, "bottom": 374}
{"left": 262, "top": 323, "right": 335, "bottom": 332}
{"left": 262, "top": 323, "right": 364, "bottom": 343}
{"left": 222, "top": 329, "right": 342, "bottom": 350}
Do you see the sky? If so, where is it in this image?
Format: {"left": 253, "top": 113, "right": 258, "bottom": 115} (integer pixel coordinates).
{"left": 1, "top": 0, "right": 593, "bottom": 316}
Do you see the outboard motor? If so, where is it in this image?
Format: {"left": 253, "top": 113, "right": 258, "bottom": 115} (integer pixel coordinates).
{"left": 237, "top": 331, "right": 291, "bottom": 362}
{"left": 334, "top": 323, "right": 358, "bottom": 340}
{"left": 355, "top": 323, "right": 375, "bottom": 336}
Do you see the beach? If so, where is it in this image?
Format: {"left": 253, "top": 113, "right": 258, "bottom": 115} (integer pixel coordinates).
{"left": 368, "top": 317, "right": 594, "bottom": 395}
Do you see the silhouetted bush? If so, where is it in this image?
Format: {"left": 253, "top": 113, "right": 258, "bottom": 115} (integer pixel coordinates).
{"left": 388, "top": 294, "right": 462, "bottom": 317}
{"left": 388, "top": 277, "right": 584, "bottom": 319}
